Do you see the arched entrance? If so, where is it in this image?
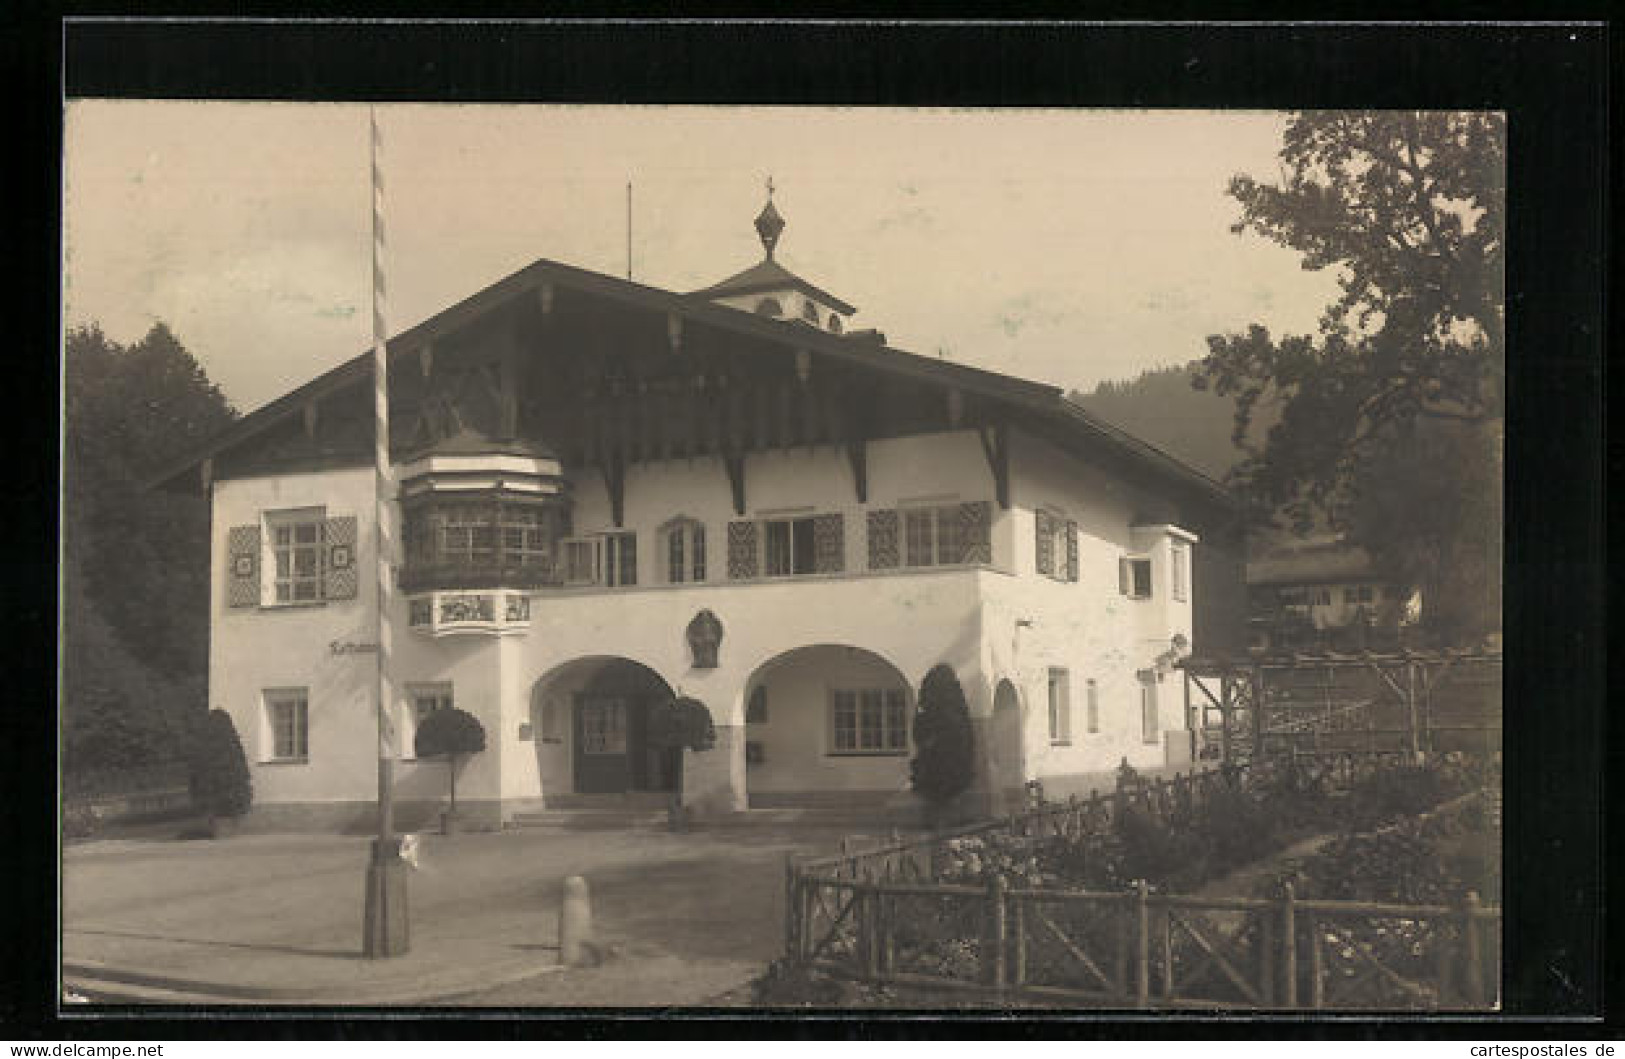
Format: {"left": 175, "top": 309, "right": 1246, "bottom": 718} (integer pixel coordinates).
{"left": 741, "top": 644, "right": 914, "bottom": 807}
{"left": 530, "top": 657, "right": 678, "bottom": 795}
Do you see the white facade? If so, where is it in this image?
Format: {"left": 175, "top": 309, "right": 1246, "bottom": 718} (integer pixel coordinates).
{"left": 208, "top": 425, "right": 1203, "bottom": 829}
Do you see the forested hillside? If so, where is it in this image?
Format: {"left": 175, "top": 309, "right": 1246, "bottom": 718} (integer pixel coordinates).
{"left": 63, "top": 324, "right": 238, "bottom": 774}
{"left": 1069, "top": 361, "right": 1275, "bottom": 482}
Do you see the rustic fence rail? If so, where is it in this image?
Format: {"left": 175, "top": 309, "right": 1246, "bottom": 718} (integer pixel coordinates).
{"left": 784, "top": 764, "right": 1501, "bottom": 1010}
{"left": 785, "top": 868, "right": 1501, "bottom": 1011}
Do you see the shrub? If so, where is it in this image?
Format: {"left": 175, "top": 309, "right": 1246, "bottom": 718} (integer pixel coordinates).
{"left": 1343, "top": 763, "right": 1455, "bottom": 831}
{"left": 910, "top": 665, "right": 976, "bottom": 807}
{"left": 187, "top": 708, "right": 252, "bottom": 820}
{"left": 414, "top": 706, "right": 486, "bottom": 813}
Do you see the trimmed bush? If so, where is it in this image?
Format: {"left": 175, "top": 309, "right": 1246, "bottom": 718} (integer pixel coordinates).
{"left": 647, "top": 696, "right": 716, "bottom": 829}
{"left": 414, "top": 706, "right": 487, "bottom": 814}
{"left": 910, "top": 664, "right": 976, "bottom": 807}
{"left": 188, "top": 708, "right": 252, "bottom": 820}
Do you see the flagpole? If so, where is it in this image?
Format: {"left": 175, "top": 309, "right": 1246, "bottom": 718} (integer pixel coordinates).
{"left": 362, "top": 104, "right": 410, "bottom": 958}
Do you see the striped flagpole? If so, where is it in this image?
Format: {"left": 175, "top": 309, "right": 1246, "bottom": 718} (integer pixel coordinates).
{"left": 363, "top": 104, "right": 409, "bottom": 958}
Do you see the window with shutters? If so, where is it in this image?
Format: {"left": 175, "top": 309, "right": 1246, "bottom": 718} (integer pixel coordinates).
{"left": 661, "top": 518, "right": 707, "bottom": 584}
{"left": 1120, "top": 556, "right": 1153, "bottom": 600}
{"left": 264, "top": 688, "right": 309, "bottom": 762}
{"left": 829, "top": 688, "right": 909, "bottom": 755}
{"left": 265, "top": 508, "right": 325, "bottom": 605}
{"left": 763, "top": 516, "right": 817, "bottom": 576}
{"left": 1047, "top": 668, "right": 1072, "bottom": 745}
{"left": 902, "top": 505, "right": 965, "bottom": 567}
{"left": 1035, "top": 509, "right": 1078, "bottom": 582}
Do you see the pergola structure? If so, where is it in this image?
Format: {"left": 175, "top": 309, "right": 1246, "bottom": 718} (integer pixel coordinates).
{"left": 1179, "top": 648, "right": 1503, "bottom": 766}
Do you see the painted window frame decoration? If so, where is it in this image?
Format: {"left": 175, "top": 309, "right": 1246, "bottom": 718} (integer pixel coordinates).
{"left": 1047, "top": 667, "right": 1072, "bottom": 746}
{"left": 828, "top": 687, "right": 909, "bottom": 756}
{"left": 264, "top": 688, "right": 309, "bottom": 763}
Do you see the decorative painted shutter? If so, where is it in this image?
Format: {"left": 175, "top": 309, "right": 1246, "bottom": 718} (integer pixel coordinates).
{"left": 1065, "top": 520, "right": 1079, "bottom": 582}
{"left": 812, "top": 514, "right": 844, "bottom": 573}
{"left": 867, "top": 510, "right": 900, "bottom": 569}
{"left": 958, "top": 501, "right": 992, "bottom": 564}
{"left": 1035, "top": 510, "right": 1054, "bottom": 576}
{"left": 226, "top": 525, "right": 261, "bottom": 607}
{"left": 727, "top": 520, "right": 758, "bottom": 579}
{"left": 322, "top": 516, "right": 359, "bottom": 600}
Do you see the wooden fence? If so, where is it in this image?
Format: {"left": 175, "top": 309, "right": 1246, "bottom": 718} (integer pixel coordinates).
{"left": 783, "top": 769, "right": 1501, "bottom": 1010}
{"left": 785, "top": 869, "right": 1500, "bottom": 1010}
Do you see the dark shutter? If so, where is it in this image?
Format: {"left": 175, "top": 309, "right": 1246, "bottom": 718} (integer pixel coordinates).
{"left": 813, "top": 514, "right": 844, "bottom": 573}
{"left": 1119, "top": 557, "right": 1131, "bottom": 596}
{"left": 322, "top": 515, "right": 359, "bottom": 599}
{"left": 1065, "top": 519, "right": 1079, "bottom": 582}
{"left": 959, "top": 501, "right": 992, "bottom": 564}
{"left": 727, "top": 520, "right": 758, "bottom": 579}
{"left": 227, "top": 525, "right": 260, "bottom": 607}
{"left": 1035, "top": 510, "right": 1054, "bottom": 576}
{"left": 866, "top": 510, "right": 899, "bottom": 569}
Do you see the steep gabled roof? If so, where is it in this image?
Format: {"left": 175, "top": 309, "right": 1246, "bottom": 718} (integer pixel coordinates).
{"left": 689, "top": 258, "right": 857, "bottom": 316}
{"left": 148, "top": 255, "right": 1230, "bottom": 513}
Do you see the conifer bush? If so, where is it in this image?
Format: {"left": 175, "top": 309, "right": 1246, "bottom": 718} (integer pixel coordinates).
{"left": 910, "top": 664, "right": 976, "bottom": 808}
{"left": 648, "top": 695, "right": 715, "bottom": 830}
{"left": 187, "top": 708, "right": 252, "bottom": 821}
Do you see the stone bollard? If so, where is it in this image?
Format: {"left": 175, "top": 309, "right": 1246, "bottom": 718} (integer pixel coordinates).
{"left": 559, "top": 875, "right": 593, "bottom": 967}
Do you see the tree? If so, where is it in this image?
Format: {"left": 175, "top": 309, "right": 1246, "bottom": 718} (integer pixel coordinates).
{"left": 647, "top": 696, "right": 716, "bottom": 831}
{"left": 414, "top": 707, "right": 487, "bottom": 822}
{"left": 188, "top": 708, "right": 253, "bottom": 823}
{"left": 62, "top": 323, "right": 238, "bottom": 778}
{"left": 910, "top": 665, "right": 976, "bottom": 809}
{"left": 1194, "top": 112, "right": 1504, "bottom": 634}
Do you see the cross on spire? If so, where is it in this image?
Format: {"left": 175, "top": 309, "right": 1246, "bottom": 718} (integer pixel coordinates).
{"left": 754, "top": 179, "right": 786, "bottom": 260}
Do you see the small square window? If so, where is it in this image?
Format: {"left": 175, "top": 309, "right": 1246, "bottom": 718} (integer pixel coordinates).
{"left": 1120, "top": 557, "right": 1153, "bottom": 600}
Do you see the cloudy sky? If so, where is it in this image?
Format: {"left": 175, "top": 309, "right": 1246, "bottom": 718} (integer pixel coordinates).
{"left": 63, "top": 103, "right": 1341, "bottom": 414}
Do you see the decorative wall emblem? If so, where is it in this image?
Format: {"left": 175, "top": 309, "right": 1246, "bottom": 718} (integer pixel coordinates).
{"left": 505, "top": 594, "right": 531, "bottom": 622}
{"left": 233, "top": 555, "right": 255, "bottom": 578}
{"left": 686, "top": 608, "right": 723, "bottom": 669}
{"left": 329, "top": 544, "right": 353, "bottom": 571}
{"left": 440, "top": 594, "right": 495, "bottom": 624}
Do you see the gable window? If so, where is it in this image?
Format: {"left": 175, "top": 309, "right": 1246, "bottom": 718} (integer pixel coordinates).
{"left": 764, "top": 517, "right": 817, "bottom": 577}
{"left": 903, "top": 505, "right": 966, "bottom": 568}
{"left": 265, "top": 688, "right": 309, "bottom": 762}
{"left": 1047, "top": 668, "right": 1072, "bottom": 745}
{"left": 1171, "top": 543, "right": 1189, "bottom": 602}
{"left": 1119, "top": 556, "right": 1153, "bottom": 600}
{"left": 663, "top": 519, "right": 707, "bottom": 584}
{"left": 268, "top": 509, "right": 325, "bottom": 604}
{"left": 404, "top": 683, "right": 453, "bottom": 758}
{"left": 830, "top": 689, "right": 908, "bottom": 755}
{"left": 801, "top": 299, "right": 820, "bottom": 323}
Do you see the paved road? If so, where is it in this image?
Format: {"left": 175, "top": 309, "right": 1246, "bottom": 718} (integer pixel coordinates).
{"left": 63, "top": 821, "right": 865, "bottom": 1007}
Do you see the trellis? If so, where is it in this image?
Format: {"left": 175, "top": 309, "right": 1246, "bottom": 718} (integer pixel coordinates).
{"left": 1179, "top": 648, "right": 1502, "bottom": 766}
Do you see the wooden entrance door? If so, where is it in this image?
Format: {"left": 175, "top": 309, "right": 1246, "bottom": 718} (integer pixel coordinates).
{"left": 573, "top": 694, "right": 630, "bottom": 793}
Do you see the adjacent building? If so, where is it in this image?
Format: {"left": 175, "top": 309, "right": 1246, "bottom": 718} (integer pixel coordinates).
{"left": 155, "top": 194, "right": 1245, "bottom": 829}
